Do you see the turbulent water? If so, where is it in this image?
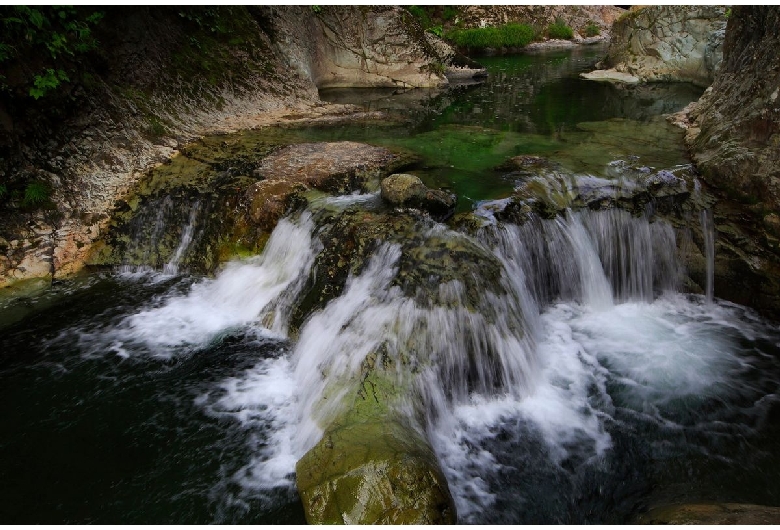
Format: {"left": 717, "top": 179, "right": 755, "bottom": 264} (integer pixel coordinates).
{"left": 2, "top": 48, "right": 780, "bottom": 524}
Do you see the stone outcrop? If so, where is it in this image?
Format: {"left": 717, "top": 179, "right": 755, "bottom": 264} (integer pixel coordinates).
{"left": 680, "top": 6, "right": 780, "bottom": 319}
{"left": 247, "top": 142, "right": 414, "bottom": 231}
{"left": 456, "top": 5, "right": 624, "bottom": 40}
{"left": 596, "top": 6, "right": 728, "bottom": 87}
{"left": 0, "top": 6, "right": 449, "bottom": 291}
{"left": 380, "top": 173, "right": 456, "bottom": 219}
{"left": 265, "top": 6, "right": 447, "bottom": 90}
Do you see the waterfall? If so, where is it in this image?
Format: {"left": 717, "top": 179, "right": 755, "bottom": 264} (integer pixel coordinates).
{"left": 700, "top": 208, "right": 715, "bottom": 302}
{"left": 162, "top": 200, "right": 201, "bottom": 275}
{"left": 78, "top": 212, "right": 319, "bottom": 359}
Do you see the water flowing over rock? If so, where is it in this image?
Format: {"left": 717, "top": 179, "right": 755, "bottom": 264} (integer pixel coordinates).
{"left": 682, "top": 6, "right": 780, "bottom": 319}
{"left": 592, "top": 6, "right": 727, "bottom": 87}
{"left": 0, "top": 6, "right": 449, "bottom": 290}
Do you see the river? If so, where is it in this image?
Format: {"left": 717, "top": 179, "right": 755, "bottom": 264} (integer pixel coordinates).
{"left": 2, "top": 45, "right": 779, "bottom": 524}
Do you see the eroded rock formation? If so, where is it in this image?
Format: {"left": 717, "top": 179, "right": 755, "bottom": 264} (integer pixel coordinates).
{"left": 683, "top": 6, "right": 780, "bottom": 317}
{"left": 599, "top": 6, "right": 728, "bottom": 86}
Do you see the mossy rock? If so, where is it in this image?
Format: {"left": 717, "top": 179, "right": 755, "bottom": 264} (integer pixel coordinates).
{"left": 296, "top": 418, "right": 456, "bottom": 524}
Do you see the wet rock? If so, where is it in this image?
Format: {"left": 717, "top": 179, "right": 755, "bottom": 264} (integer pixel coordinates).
{"left": 380, "top": 173, "right": 456, "bottom": 220}
{"left": 580, "top": 69, "right": 640, "bottom": 84}
{"left": 683, "top": 6, "right": 780, "bottom": 320}
{"left": 637, "top": 503, "right": 780, "bottom": 525}
{"left": 246, "top": 141, "right": 415, "bottom": 233}
{"left": 296, "top": 346, "right": 456, "bottom": 524}
{"left": 297, "top": 416, "right": 456, "bottom": 524}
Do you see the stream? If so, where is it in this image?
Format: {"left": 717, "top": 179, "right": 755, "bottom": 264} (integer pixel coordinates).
{"left": 2, "top": 46, "right": 780, "bottom": 524}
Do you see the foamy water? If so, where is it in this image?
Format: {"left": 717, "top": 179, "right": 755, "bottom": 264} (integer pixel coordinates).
{"left": 66, "top": 214, "right": 317, "bottom": 359}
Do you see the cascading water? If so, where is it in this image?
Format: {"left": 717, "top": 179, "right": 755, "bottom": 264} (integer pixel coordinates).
{"left": 3, "top": 49, "right": 780, "bottom": 525}
{"left": 162, "top": 200, "right": 201, "bottom": 276}
{"left": 700, "top": 208, "right": 716, "bottom": 302}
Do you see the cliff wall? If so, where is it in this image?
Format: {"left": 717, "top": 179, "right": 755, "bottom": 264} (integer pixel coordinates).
{"left": 0, "top": 6, "right": 445, "bottom": 291}
{"left": 603, "top": 6, "right": 728, "bottom": 86}
{"left": 684, "top": 6, "right": 780, "bottom": 316}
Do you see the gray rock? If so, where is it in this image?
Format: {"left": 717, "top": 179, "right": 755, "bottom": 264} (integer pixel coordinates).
{"left": 380, "top": 174, "right": 456, "bottom": 219}
{"left": 600, "top": 6, "right": 728, "bottom": 87}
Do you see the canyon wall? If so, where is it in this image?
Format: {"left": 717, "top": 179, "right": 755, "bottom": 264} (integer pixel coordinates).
{"left": 602, "top": 6, "right": 728, "bottom": 86}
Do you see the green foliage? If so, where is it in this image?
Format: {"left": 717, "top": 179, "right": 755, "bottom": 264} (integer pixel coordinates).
{"left": 446, "top": 23, "right": 535, "bottom": 50}
{"left": 177, "top": 7, "right": 230, "bottom": 34}
{"left": 584, "top": 23, "right": 600, "bottom": 37}
{"left": 427, "top": 25, "right": 444, "bottom": 38}
{"left": 442, "top": 6, "right": 459, "bottom": 22}
{"left": 29, "top": 68, "right": 69, "bottom": 99}
{"left": 0, "top": 6, "right": 103, "bottom": 99}
{"left": 0, "top": 184, "right": 7, "bottom": 201}
{"left": 21, "top": 181, "right": 51, "bottom": 208}
{"left": 310, "top": 5, "right": 322, "bottom": 14}
{"left": 725, "top": 7, "right": 732, "bottom": 19}
{"left": 546, "top": 19, "right": 574, "bottom": 40}
{"left": 407, "top": 5, "right": 432, "bottom": 29}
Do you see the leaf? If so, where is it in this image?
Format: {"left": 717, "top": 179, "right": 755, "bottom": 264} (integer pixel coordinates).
{"left": 28, "top": 9, "right": 45, "bottom": 29}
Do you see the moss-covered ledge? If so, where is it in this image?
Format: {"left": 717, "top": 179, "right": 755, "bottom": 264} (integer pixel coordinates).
{"left": 295, "top": 348, "right": 457, "bottom": 524}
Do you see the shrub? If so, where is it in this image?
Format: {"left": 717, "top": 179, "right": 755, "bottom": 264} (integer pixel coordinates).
{"left": 584, "top": 23, "right": 600, "bottom": 37}
{"left": 446, "top": 23, "right": 534, "bottom": 50}
{"left": 547, "top": 18, "right": 574, "bottom": 40}
{"left": 0, "top": 6, "right": 104, "bottom": 99}
{"left": 22, "top": 181, "right": 51, "bottom": 208}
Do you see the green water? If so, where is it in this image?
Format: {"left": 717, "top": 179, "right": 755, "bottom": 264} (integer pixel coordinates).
{"left": 229, "top": 46, "right": 702, "bottom": 211}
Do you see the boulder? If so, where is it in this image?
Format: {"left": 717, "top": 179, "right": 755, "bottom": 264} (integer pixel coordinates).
{"left": 599, "top": 6, "right": 728, "bottom": 86}
{"left": 249, "top": 142, "right": 414, "bottom": 230}
{"left": 380, "top": 173, "right": 456, "bottom": 219}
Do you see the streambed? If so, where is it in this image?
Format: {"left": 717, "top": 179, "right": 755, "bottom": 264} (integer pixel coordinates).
{"left": 1, "top": 46, "right": 779, "bottom": 524}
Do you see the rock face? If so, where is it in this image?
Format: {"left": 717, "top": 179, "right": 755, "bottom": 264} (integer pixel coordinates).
{"left": 601, "top": 6, "right": 728, "bottom": 86}
{"left": 266, "top": 6, "right": 447, "bottom": 89}
{"left": 683, "top": 6, "right": 780, "bottom": 319}
{"left": 0, "top": 6, "right": 449, "bottom": 290}
{"left": 457, "top": 5, "right": 624, "bottom": 39}
{"left": 380, "top": 173, "right": 456, "bottom": 219}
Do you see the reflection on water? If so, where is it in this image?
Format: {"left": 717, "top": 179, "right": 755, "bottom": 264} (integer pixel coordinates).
{"left": 313, "top": 46, "right": 703, "bottom": 209}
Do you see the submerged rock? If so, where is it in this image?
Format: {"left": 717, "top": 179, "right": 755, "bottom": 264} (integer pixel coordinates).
{"left": 637, "top": 503, "right": 780, "bottom": 525}
{"left": 380, "top": 173, "right": 457, "bottom": 220}
{"left": 580, "top": 69, "right": 640, "bottom": 84}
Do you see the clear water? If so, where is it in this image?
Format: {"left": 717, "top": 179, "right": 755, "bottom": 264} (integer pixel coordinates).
{"left": 2, "top": 48, "right": 780, "bottom": 525}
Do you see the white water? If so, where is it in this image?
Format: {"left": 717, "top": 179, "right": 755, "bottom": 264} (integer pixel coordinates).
{"left": 56, "top": 203, "right": 777, "bottom": 520}
{"left": 700, "top": 208, "right": 716, "bottom": 302}
{"left": 162, "top": 200, "right": 201, "bottom": 275}
{"left": 69, "top": 213, "right": 318, "bottom": 359}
